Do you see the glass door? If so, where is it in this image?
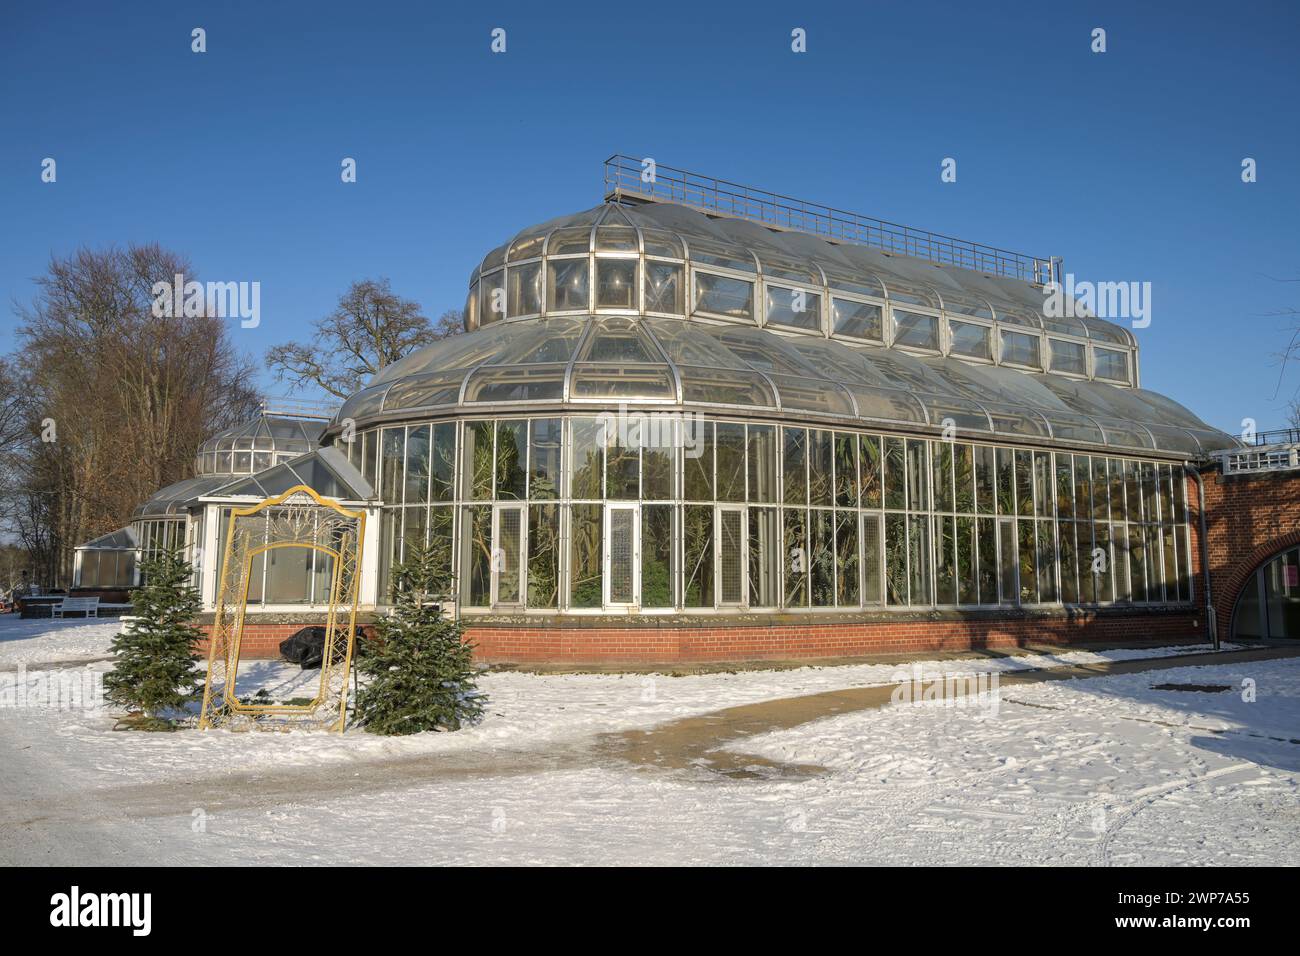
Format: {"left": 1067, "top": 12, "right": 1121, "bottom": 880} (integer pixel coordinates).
{"left": 604, "top": 504, "right": 639, "bottom": 607}
{"left": 717, "top": 505, "right": 746, "bottom": 606}
{"left": 491, "top": 505, "right": 525, "bottom": 606}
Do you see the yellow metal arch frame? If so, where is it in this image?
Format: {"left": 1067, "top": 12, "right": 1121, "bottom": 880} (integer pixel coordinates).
{"left": 198, "top": 485, "right": 366, "bottom": 732}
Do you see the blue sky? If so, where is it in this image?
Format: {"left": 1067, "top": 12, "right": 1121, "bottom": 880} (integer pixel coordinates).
{"left": 1, "top": 0, "right": 1297, "bottom": 434}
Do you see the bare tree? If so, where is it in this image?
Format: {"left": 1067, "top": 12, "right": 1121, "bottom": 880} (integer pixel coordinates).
{"left": 8, "top": 244, "right": 262, "bottom": 585}
{"left": 266, "top": 279, "right": 462, "bottom": 399}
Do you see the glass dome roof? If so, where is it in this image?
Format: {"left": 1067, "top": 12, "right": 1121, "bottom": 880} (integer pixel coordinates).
{"left": 194, "top": 413, "right": 327, "bottom": 476}
{"left": 470, "top": 201, "right": 1138, "bottom": 347}
{"left": 329, "top": 314, "right": 1233, "bottom": 458}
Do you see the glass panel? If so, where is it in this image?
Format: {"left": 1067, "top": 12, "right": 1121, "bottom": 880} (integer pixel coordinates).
{"left": 507, "top": 262, "right": 541, "bottom": 317}
{"left": 380, "top": 427, "right": 405, "bottom": 503}
{"left": 522, "top": 504, "right": 559, "bottom": 608}
{"left": 783, "top": 427, "right": 808, "bottom": 505}
{"left": 684, "top": 505, "right": 714, "bottom": 607}
{"left": 569, "top": 418, "right": 603, "bottom": 499}
{"left": 935, "top": 515, "right": 956, "bottom": 604}
{"left": 886, "top": 514, "right": 907, "bottom": 605}
{"left": 1069, "top": 455, "right": 1091, "bottom": 519}
{"left": 548, "top": 228, "right": 590, "bottom": 255}
{"left": 1094, "top": 348, "right": 1130, "bottom": 381}
{"left": 461, "top": 420, "right": 493, "bottom": 501}
{"left": 906, "top": 440, "right": 929, "bottom": 511}
{"left": 832, "top": 297, "right": 883, "bottom": 339}
{"left": 893, "top": 310, "right": 939, "bottom": 350}
{"left": 1142, "top": 462, "right": 1161, "bottom": 522}
{"left": 1001, "top": 330, "right": 1042, "bottom": 367}
{"left": 1034, "top": 452, "right": 1053, "bottom": 518}
{"left": 977, "top": 517, "right": 998, "bottom": 604}
{"left": 1037, "top": 521, "right": 1058, "bottom": 602}
{"left": 495, "top": 508, "right": 522, "bottom": 605}
{"left": 932, "top": 441, "right": 954, "bottom": 512}
{"left": 607, "top": 508, "right": 635, "bottom": 604}
{"left": 1055, "top": 454, "right": 1074, "bottom": 519}
{"left": 1017, "top": 520, "right": 1038, "bottom": 602}
{"left": 767, "top": 284, "right": 821, "bottom": 331}
{"left": 1050, "top": 339, "right": 1087, "bottom": 375}
{"left": 715, "top": 423, "right": 746, "bottom": 502}
{"left": 1091, "top": 523, "right": 1113, "bottom": 602}
{"left": 641, "top": 504, "right": 674, "bottom": 608}
{"left": 694, "top": 272, "right": 754, "bottom": 320}
{"left": 834, "top": 433, "right": 859, "bottom": 507}
{"left": 643, "top": 419, "right": 675, "bottom": 501}
{"left": 527, "top": 418, "right": 561, "bottom": 500}
{"left": 684, "top": 421, "right": 714, "bottom": 500}
{"left": 810, "top": 510, "right": 835, "bottom": 607}
{"left": 949, "top": 320, "right": 991, "bottom": 359}
{"left": 747, "top": 424, "right": 778, "bottom": 503}
{"left": 265, "top": 545, "right": 313, "bottom": 605}
{"left": 719, "top": 509, "right": 744, "bottom": 604}
{"left": 508, "top": 233, "right": 545, "bottom": 261}
{"left": 860, "top": 435, "right": 882, "bottom": 508}
{"left": 642, "top": 230, "right": 683, "bottom": 258}
{"left": 481, "top": 271, "right": 505, "bottom": 324}
{"left": 809, "top": 429, "right": 834, "bottom": 506}
{"left": 462, "top": 505, "right": 491, "bottom": 607}
{"left": 594, "top": 226, "right": 637, "bottom": 252}
{"left": 678, "top": 366, "right": 776, "bottom": 407}
{"left": 1127, "top": 523, "right": 1147, "bottom": 602}
{"left": 748, "top": 507, "right": 780, "bottom": 607}
{"left": 568, "top": 503, "right": 603, "bottom": 608}
{"left": 605, "top": 424, "right": 639, "bottom": 499}
{"left": 862, "top": 513, "right": 882, "bottom": 604}
{"left": 645, "top": 262, "right": 684, "bottom": 314}
{"left": 998, "top": 519, "right": 1018, "bottom": 604}
{"left": 975, "top": 444, "right": 996, "bottom": 515}
{"left": 957, "top": 516, "right": 977, "bottom": 604}
{"left": 784, "top": 508, "right": 808, "bottom": 607}
{"left": 571, "top": 364, "right": 676, "bottom": 400}
{"left": 1014, "top": 450, "right": 1034, "bottom": 516}
{"left": 596, "top": 259, "right": 638, "bottom": 309}
{"left": 495, "top": 420, "right": 527, "bottom": 500}
{"left": 1074, "top": 522, "right": 1096, "bottom": 603}
{"left": 883, "top": 437, "right": 905, "bottom": 510}
{"left": 908, "top": 514, "right": 930, "bottom": 605}
{"left": 547, "top": 258, "right": 589, "bottom": 311}
{"left": 955, "top": 444, "right": 975, "bottom": 513}
{"left": 836, "top": 510, "right": 860, "bottom": 606}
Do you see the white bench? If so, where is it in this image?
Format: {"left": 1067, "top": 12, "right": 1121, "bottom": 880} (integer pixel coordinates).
{"left": 52, "top": 596, "right": 100, "bottom": 619}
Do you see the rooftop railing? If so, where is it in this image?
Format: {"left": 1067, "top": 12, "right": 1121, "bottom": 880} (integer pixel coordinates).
{"left": 260, "top": 397, "right": 339, "bottom": 420}
{"left": 604, "top": 154, "right": 1060, "bottom": 286}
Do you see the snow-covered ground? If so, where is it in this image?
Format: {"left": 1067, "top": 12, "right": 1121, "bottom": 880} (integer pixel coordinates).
{"left": 0, "top": 615, "right": 1295, "bottom": 865}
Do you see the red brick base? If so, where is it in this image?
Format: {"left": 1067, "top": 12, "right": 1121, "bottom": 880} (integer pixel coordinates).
{"left": 199, "top": 610, "right": 1204, "bottom": 666}
{"left": 195, "top": 622, "right": 370, "bottom": 660}
{"left": 464, "top": 613, "right": 1203, "bottom": 665}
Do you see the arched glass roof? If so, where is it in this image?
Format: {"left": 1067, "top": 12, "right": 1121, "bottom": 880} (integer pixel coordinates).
{"left": 330, "top": 315, "right": 1232, "bottom": 458}
{"left": 464, "top": 201, "right": 1141, "bottom": 393}
{"left": 135, "top": 447, "right": 371, "bottom": 518}
{"left": 194, "top": 413, "right": 327, "bottom": 476}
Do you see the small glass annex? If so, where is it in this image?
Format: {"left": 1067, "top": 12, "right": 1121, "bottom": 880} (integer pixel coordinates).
{"left": 320, "top": 196, "right": 1231, "bottom": 618}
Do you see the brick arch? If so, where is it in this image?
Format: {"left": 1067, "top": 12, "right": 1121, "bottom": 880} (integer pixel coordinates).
{"left": 1219, "top": 528, "right": 1300, "bottom": 639}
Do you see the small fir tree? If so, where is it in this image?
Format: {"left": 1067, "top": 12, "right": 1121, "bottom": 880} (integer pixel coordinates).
{"left": 355, "top": 542, "right": 484, "bottom": 734}
{"left": 104, "top": 548, "right": 203, "bottom": 726}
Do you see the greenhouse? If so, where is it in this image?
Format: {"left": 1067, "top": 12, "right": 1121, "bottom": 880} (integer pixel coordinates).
{"left": 326, "top": 191, "right": 1231, "bottom": 623}
{"left": 75, "top": 162, "right": 1257, "bottom": 661}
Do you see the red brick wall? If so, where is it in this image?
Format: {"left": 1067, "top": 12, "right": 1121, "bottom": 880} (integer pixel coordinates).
{"left": 203, "top": 611, "right": 1201, "bottom": 665}
{"left": 463, "top": 613, "right": 1201, "bottom": 664}
{"left": 195, "top": 623, "right": 372, "bottom": 660}
{"left": 1191, "top": 466, "right": 1300, "bottom": 639}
